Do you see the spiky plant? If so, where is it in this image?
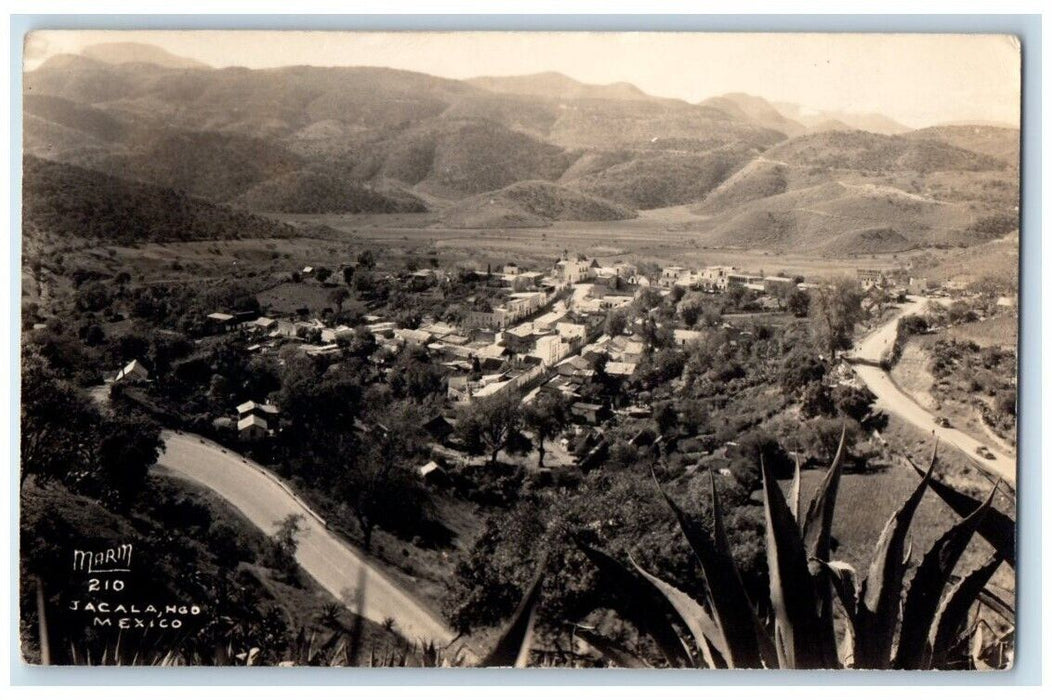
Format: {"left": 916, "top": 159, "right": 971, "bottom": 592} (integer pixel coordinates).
{"left": 572, "top": 434, "right": 1014, "bottom": 670}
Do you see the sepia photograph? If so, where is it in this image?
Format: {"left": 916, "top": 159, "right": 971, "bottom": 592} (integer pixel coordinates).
{"left": 17, "top": 28, "right": 1021, "bottom": 671}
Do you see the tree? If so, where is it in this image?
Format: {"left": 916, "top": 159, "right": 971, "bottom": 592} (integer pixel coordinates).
{"left": 264, "top": 514, "right": 303, "bottom": 584}
{"left": 21, "top": 351, "right": 163, "bottom": 510}
{"left": 653, "top": 401, "right": 678, "bottom": 438}
{"left": 342, "top": 266, "right": 355, "bottom": 287}
{"left": 523, "top": 393, "right": 569, "bottom": 468}
{"left": 787, "top": 289, "right": 811, "bottom": 318}
{"left": 357, "top": 249, "right": 376, "bottom": 269}
{"left": 604, "top": 309, "right": 628, "bottom": 337}
{"left": 678, "top": 295, "right": 705, "bottom": 328}
{"left": 832, "top": 384, "right": 876, "bottom": 423}
{"left": 809, "top": 278, "right": 865, "bottom": 359}
{"left": 329, "top": 287, "right": 350, "bottom": 316}
{"left": 336, "top": 403, "right": 433, "bottom": 551}
{"left": 801, "top": 382, "right": 835, "bottom": 418}
{"left": 456, "top": 391, "right": 525, "bottom": 466}
{"left": 315, "top": 267, "right": 332, "bottom": 284}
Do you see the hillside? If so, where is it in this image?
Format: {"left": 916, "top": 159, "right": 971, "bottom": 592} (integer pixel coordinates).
{"left": 764, "top": 130, "right": 1007, "bottom": 173}
{"left": 349, "top": 119, "right": 578, "bottom": 197}
{"left": 683, "top": 180, "right": 985, "bottom": 252}
{"left": 904, "top": 125, "right": 1020, "bottom": 167}
{"left": 440, "top": 180, "right": 636, "bottom": 228}
{"left": 21, "top": 52, "right": 1019, "bottom": 256}
{"left": 467, "top": 71, "right": 650, "bottom": 101}
{"left": 699, "top": 93, "right": 805, "bottom": 137}
{"left": 693, "top": 157, "right": 789, "bottom": 213}
{"left": 23, "top": 155, "right": 295, "bottom": 244}
{"left": 565, "top": 145, "right": 758, "bottom": 209}
{"left": 232, "top": 170, "right": 428, "bottom": 214}
{"left": 80, "top": 41, "right": 211, "bottom": 69}
{"left": 772, "top": 102, "right": 911, "bottom": 135}
{"left": 90, "top": 130, "right": 305, "bottom": 202}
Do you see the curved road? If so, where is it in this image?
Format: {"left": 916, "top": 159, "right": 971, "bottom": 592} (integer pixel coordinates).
{"left": 846, "top": 298, "right": 1016, "bottom": 485}
{"left": 157, "top": 431, "right": 457, "bottom": 646}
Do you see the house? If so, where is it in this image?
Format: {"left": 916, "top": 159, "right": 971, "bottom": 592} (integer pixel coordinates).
{"left": 556, "top": 322, "right": 587, "bottom": 343}
{"left": 250, "top": 317, "right": 277, "bottom": 332}
{"left": 908, "top": 277, "right": 932, "bottom": 295}
{"left": 237, "top": 415, "right": 269, "bottom": 441}
{"left": 422, "top": 415, "right": 455, "bottom": 444}
{"left": 114, "top": 359, "right": 149, "bottom": 383}
{"left": 699, "top": 266, "right": 734, "bottom": 291}
{"left": 557, "top": 355, "right": 592, "bottom": 376}
{"left": 302, "top": 266, "right": 315, "bottom": 277}
{"left": 502, "top": 323, "right": 538, "bottom": 353}
{"left": 857, "top": 269, "right": 887, "bottom": 289}
{"left": 418, "top": 461, "right": 450, "bottom": 485}
{"left": 764, "top": 276, "right": 796, "bottom": 296}
{"left": 321, "top": 326, "right": 356, "bottom": 343}
{"left": 237, "top": 400, "right": 280, "bottom": 420}
{"left": 570, "top": 402, "right": 609, "bottom": 425}
{"left": 532, "top": 334, "right": 564, "bottom": 366}
{"left": 659, "top": 266, "right": 687, "bottom": 289}
{"left": 394, "top": 328, "right": 434, "bottom": 345}
{"left": 727, "top": 273, "right": 764, "bottom": 289}
{"left": 605, "top": 361, "right": 636, "bottom": 377}
{"left": 206, "top": 312, "right": 235, "bottom": 333}
{"left": 552, "top": 258, "right": 593, "bottom": 285}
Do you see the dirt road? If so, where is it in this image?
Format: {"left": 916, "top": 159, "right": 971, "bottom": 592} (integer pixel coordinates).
{"left": 156, "top": 431, "right": 457, "bottom": 645}
{"left": 846, "top": 297, "right": 1016, "bottom": 485}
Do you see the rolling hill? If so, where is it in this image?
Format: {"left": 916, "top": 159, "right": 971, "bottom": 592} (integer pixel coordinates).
{"left": 763, "top": 130, "right": 1007, "bottom": 173}
{"left": 684, "top": 180, "right": 987, "bottom": 253}
{"left": 467, "top": 71, "right": 651, "bottom": 101}
{"left": 772, "top": 102, "right": 912, "bottom": 135}
{"left": 232, "top": 171, "right": 427, "bottom": 214}
{"left": 564, "top": 145, "right": 760, "bottom": 210}
{"left": 699, "top": 93, "right": 806, "bottom": 137}
{"left": 80, "top": 41, "right": 212, "bottom": 69}
{"left": 904, "top": 125, "right": 1020, "bottom": 167}
{"left": 21, "top": 43, "right": 1020, "bottom": 253}
{"left": 23, "top": 155, "right": 296, "bottom": 244}
{"left": 440, "top": 180, "right": 636, "bottom": 228}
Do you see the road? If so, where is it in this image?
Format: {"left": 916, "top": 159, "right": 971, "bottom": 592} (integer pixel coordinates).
{"left": 846, "top": 297, "right": 1017, "bottom": 485}
{"left": 156, "top": 431, "right": 458, "bottom": 645}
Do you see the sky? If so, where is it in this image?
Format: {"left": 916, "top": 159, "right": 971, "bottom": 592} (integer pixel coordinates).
{"left": 24, "top": 31, "right": 1021, "bottom": 128}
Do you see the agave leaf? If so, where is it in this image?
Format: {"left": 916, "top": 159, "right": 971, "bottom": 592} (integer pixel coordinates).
{"left": 802, "top": 425, "right": 846, "bottom": 563}
{"left": 854, "top": 443, "right": 936, "bottom": 669}
{"left": 816, "top": 559, "right": 860, "bottom": 625}
{"left": 575, "top": 628, "right": 651, "bottom": 669}
{"left": 971, "top": 624, "right": 995, "bottom": 671}
{"left": 905, "top": 455, "right": 1015, "bottom": 568}
{"left": 789, "top": 453, "right": 802, "bottom": 525}
{"left": 631, "top": 557, "right": 725, "bottom": 668}
{"left": 480, "top": 559, "right": 546, "bottom": 668}
{"left": 893, "top": 484, "right": 996, "bottom": 669}
{"left": 576, "top": 541, "right": 693, "bottom": 667}
{"left": 800, "top": 425, "right": 846, "bottom": 665}
{"left": 651, "top": 469, "right": 765, "bottom": 668}
{"left": 311, "top": 629, "right": 342, "bottom": 666}
{"left": 976, "top": 587, "right": 1015, "bottom": 624}
{"left": 761, "top": 455, "right": 837, "bottom": 669}
{"left": 35, "top": 577, "right": 51, "bottom": 666}
{"left": 929, "top": 554, "right": 1005, "bottom": 669}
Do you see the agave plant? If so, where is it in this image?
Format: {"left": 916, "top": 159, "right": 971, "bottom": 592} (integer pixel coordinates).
{"left": 570, "top": 433, "right": 1013, "bottom": 670}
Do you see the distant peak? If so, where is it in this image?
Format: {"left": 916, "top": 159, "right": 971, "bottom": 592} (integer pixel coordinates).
{"left": 80, "top": 42, "right": 210, "bottom": 70}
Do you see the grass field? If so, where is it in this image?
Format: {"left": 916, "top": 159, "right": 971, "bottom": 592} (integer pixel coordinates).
{"left": 791, "top": 413, "right": 1015, "bottom": 614}
{"left": 272, "top": 211, "right": 925, "bottom": 281}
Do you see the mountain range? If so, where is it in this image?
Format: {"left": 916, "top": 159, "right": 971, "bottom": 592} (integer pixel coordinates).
{"left": 22, "top": 42, "right": 1020, "bottom": 252}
